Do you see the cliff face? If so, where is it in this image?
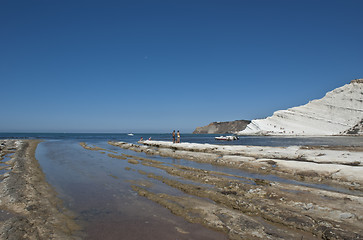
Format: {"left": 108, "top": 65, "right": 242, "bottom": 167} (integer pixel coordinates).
{"left": 193, "top": 120, "right": 251, "bottom": 134}
{"left": 238, "top": 79, "right": 363, "bottom": 136}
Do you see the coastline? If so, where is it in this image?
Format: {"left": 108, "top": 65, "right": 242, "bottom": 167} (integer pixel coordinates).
{"left": 106, "top": 140, "right": 363, "bottom": 239}
{"left": 0, "top": 137, "right": 362, "bottom": 239}
{"left": 0, "top": 139, "right": 81, "bottom": 239}
{"left": 111, "top": 140, "right": 363, "bottom": 191}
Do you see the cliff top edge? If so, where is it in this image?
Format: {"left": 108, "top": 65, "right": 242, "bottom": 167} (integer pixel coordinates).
{"left": 350, "top": 78, "right": 363, "bottom": 84}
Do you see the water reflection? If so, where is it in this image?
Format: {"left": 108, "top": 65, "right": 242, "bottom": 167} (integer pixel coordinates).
{"left": 36, "top": 140, "right": 228, "bottom": 240}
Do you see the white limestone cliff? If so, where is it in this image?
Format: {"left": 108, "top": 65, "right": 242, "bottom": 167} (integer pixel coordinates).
{"left": 238, "top": 79, "right": 363, "bottom": 136}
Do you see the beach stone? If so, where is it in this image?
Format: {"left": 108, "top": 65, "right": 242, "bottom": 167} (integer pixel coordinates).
{"left": 303, "top": 203, "right": 314, "bottom": 211}
{"left": 339, "top": 212, "right": 354, "bottom": 220}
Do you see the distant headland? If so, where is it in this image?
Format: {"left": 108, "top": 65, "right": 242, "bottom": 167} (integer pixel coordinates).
{"left": 193, "top": 120, "right": 250, "bottom": 134}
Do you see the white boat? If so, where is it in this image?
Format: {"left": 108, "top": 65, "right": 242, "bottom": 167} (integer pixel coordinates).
{"left": 215, "top": 135, "right": 239, "bottom": 141}
{"left": 128, "top": 133, "right": 134, "bottom": 136}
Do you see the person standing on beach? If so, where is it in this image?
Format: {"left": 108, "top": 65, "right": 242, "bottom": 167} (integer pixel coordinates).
{"left": 177, "top": 130, "right": 180, "bottom": 143}
{"left": 172, "top": 130, "right": 176, "bottom": 143}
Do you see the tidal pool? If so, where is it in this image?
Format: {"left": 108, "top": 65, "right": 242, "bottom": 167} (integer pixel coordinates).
{"left": 36, "top": 140, "right": 228, "bottom": 240}
{"left": 35, "top": 139, "right": 363, "bottom": 239}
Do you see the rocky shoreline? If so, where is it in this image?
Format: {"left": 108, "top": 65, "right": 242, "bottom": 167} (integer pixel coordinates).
{"left": 0, "top": 140, "right": 81, "bottom": 240}
{"left": 107, "top": 140, "right": 363, "bottom": 239}
{"left": 1, "top": 139, "right": 362, "bottom": 239}
{"left": 111, "top": 140, "right": 363, "bottom": 192}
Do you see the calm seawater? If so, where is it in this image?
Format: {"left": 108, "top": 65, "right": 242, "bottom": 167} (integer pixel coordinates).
{"left": 1, "top": 132, "right": 363, "bottom": 147}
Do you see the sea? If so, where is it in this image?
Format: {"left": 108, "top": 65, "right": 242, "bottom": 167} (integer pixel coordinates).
{"left": 1, "top": 132, "right": 363, "bottom": 147}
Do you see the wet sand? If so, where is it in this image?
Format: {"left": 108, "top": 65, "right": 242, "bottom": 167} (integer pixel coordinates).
{"left": 0, "top": 140, "right": 81, "bottom": 239}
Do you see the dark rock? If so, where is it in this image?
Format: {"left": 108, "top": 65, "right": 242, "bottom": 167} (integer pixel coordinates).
{"left": 193, "top": 120, "right": 251, "bottom": 134}
{"left": 350, "top": 78, "right": 363, "bottom": 84}
{"left": 343, "top": 118, "right": 363, "bottom": 135}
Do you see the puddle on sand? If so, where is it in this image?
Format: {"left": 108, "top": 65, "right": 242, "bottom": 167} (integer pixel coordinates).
{"left": 0, "top": 153, "right": 13, "bottom": 177}
{"left": 36, "top": 140, "right": 228, "bottom": 240}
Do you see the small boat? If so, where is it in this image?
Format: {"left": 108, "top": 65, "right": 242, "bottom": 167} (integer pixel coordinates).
{"left": 215, "top": 135, "right": 239, "bottom": 141}
{"left": 128, "top": 133, "right": 134, "bottom": 136}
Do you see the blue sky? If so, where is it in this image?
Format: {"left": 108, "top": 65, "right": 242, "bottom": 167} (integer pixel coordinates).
{"left": 1, "top": 0, "right": 362, "bottom": 133}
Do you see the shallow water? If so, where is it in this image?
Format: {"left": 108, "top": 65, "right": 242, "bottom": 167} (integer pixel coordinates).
{"left": 34, "top": 137, "right": 363, "bottom": 239}
{"left": 36, "top": 140, "right": 228, "bottom": 240}
{"left": 0, "top": 153, "right": 12, "bottom": 176}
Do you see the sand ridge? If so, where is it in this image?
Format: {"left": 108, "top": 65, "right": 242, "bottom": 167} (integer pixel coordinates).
{"left": 0, "top": 140, "right": 82, "bottom": 240}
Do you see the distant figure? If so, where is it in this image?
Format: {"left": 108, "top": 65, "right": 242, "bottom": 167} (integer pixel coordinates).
{"left": 140, "top": 137, "right": 143, "bottom": 141}
{"left": 177, "top": 130, "right": 180, "bottom": 143}
{"left": 172, "top": 130, "right": 176, "bottom": 143}
{"left": 148, "top": 137, "right": 151, "bottom": 140}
